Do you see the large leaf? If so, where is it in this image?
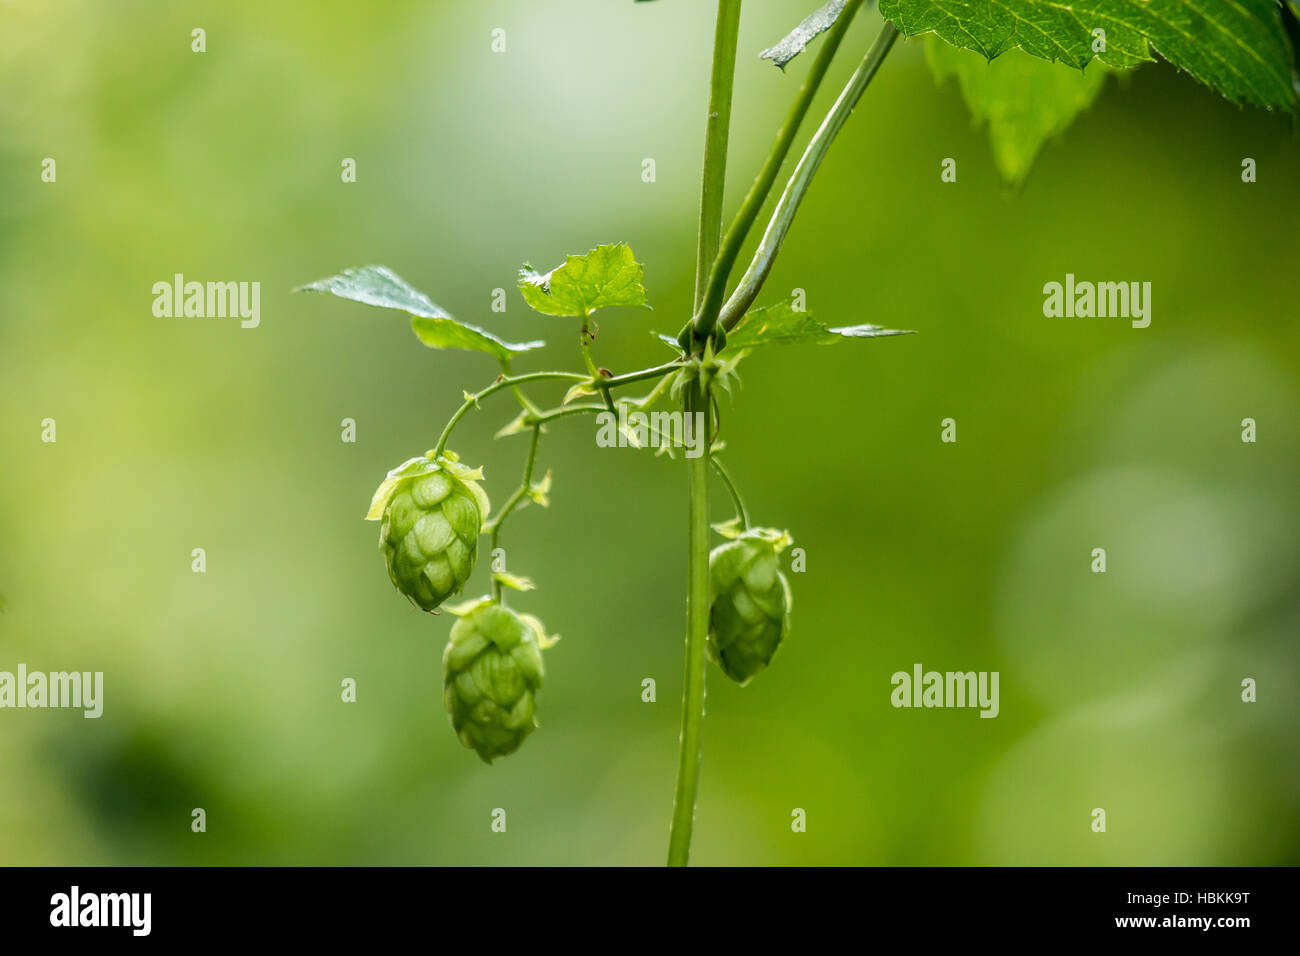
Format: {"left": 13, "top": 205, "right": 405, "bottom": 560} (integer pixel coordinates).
{"left": 760, "top": 0, "right": 851, "bottom": 69}
{"left": 927, "top": 40, "right": 1110, "bottom": 183}
{"left": 297, "top": 266, "right": 542, "bottom": 360}
{"left": 518, "top": 243, "right": 650, "bottom": 318}
{"left": 880, "top": 0, "right": 1298, "bottom": 110}
{"left": 727, "top": 298, "right": 915, "bottom": 349}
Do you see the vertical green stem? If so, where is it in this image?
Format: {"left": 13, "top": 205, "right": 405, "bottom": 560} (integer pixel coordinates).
{"left": 669, "top": 377, "right": 712, "bottom": 866}
{"left": 668, "top": 0, "right": 738, "bottom": 869}
{"left": 687, "top": 0, "right": 864, "bottom": 345}
{"left": 694, "top": 0, "right": 742, "bottom": 313}
{"left": 720, "top": 21, "right": 899, "bottom": 330}
{"left": 488, "top": 425, "right": 542, "bottom": 604}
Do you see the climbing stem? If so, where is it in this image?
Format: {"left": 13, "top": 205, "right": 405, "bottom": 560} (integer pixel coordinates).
{"left": 434, "top": 365, "right": 677, "bottom": 456}
{"left": 434, "top": 371, "right": 585, "bottom": 457}
{"left": 694, "top": 0, "right": 742, "bottom": 313}
{"left": 486, "top": 424, "right": 543, "bottom": 603}
{"left": 599, "top": 362, "right": 683, "bottom": 390}
{"left": 709, "top": 457, "right": 749, "bottom": 529}
{"left": 721, "top": 20, "right": 899, "bottom": 330}
{"left": 498, "top": 358, "right": 544, "bottom": 417}
{"left": 668, "top": 377, "right": 712, "bottom": 866}
{"left": 683, "top": 0, "right": 865, "bottom": 347}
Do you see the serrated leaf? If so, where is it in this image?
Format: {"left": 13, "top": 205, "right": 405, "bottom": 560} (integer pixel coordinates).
{"left": 297, "top": 265, "right": 543, "bottom": 360}
{"left": 761, "top": 0, "right": 851, "bottom": 69}
{"left": 728, "top": 298, "right": 914, "bottom": 349}
{"left": 927, "top": 40, "right": 1110, "bottom": 183}
{"left": 880, "top": 0, "right": 1298, "bottom": 110}
{"left": 518, "top": 244, "right": 650, "bottom": 317}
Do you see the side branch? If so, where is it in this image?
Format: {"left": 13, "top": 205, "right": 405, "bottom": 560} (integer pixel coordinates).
{"left": 721, "top": 21, "right": 899, "bottom": 331}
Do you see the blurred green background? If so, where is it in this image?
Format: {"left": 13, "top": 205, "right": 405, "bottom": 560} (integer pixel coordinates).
{"left": 2, "top": 0, "right": 1298, "bottom": 866}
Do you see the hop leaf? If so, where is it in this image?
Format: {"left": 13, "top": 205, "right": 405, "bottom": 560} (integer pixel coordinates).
{"left": 296, "top": 266, "right": 543, "bottom": 359}
{"left": 518, "top": 244, "right": 650, "bottom": 318}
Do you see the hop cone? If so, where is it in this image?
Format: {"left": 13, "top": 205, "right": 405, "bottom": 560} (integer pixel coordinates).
{"left": 367, "top": 452, "right": 490, "bottom": 612}
{"left": 442, "top": 599, "right": 548, "bottom": 763}
{"left": 707, "top": 527, "right": 793, "bottom": 685}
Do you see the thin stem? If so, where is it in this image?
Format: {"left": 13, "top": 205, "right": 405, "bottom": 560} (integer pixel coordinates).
{"left": 487, "top": 425, "right": 543, "bottom": 603}
{"left": 498, "top": 357, "right": 543, "bottom": 417}
{"left": 579, "top": 319, "right": 600, "bottom": 378}
{"left": 684, "top": 0, "right": 865, "bottom": 347}
{"left": 598, "top": 362, "right": 682, "bottom": 389}
{"left": 499, "top": 365, "right": 680, "bottom": 430}
{"left": 623, "top": 366, "right": 678, "bottom": 411}
{"left": 721, "top": 21, "right": 899, "bottom": 331}
{"left": 709, "top": 457, "right": 748, "bottom": 529}
{"left": 525, "top": 403, "right": 606, "bottom": 426}
{"left": 522, "top": 404, "right": 681, "bottom": 453}
{"left": 694, "top": 0, "right": 743, "bottom": 313}
{"left": 433, "top": 370, "right": 608, "bottom": 456}
{"left": 668, "top": 377, "right": 712, "bottom": 866}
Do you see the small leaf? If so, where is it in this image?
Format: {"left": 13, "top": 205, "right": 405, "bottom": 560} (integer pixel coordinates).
{"left": 760, "top": 0, "right": 850, "bottom": 70}
{"left": 297, "top": 264, "right": 450, "bottom": 317}
{"left": 443, "top": 596, "right": 491, "bottom": 617}
{"left": 527, "top": 470, "right": 553, "bottom": 507}
{"left": 406, "top": 315, "right": 543, "bottom": 360}
{"left": 297, "top": 265, "right": 543, "bottom": 359}
{"left": 494, "top": 412, "right": 530, "bottom": 439}
{"left": 728, "top": 297, "right": 915, "bottom": 349}
{"left": 827, "top": 324, "right": 916, "bottom": 339}
{"left": 711, "top": 517, "right": 747, "bottom": 539}
{"left": 493, "top": 572, "right": 536, "bottom": 592}
{"left": 563, "top": 381, "right": 598, "bottom": 405}
{"left": 518, "top": 244, "right": 650, "bottom": 317}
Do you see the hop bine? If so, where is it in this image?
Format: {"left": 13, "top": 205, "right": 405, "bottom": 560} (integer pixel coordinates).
{"left": 366, "top": 451, "right": 490, "bottom": 612}
{"left": 707, "top": 526, "right": 793, "bottom": 685}
{"left": 442, "top": 597, "right": 556, "bottom": 763}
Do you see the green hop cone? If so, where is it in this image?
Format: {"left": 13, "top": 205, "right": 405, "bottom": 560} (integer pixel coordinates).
{"left": 366, "top": 451, "right": 490, "bottom": 612}
{"left": 707, "top": 525, "right": 793, "bottom": 685}
{"left": 442, "top": 597, "right": 555, "bottom": 763}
